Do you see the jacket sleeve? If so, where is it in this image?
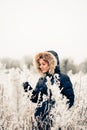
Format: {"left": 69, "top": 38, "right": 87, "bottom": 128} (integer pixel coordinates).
{"left": 30, "top": 79, "right": 40, "bottom": 103}
{"left": 30, "top": 77, "right": 47, "bottom": 103}
{"left": 60, "top": 74, "right": 75, "bottom": 108}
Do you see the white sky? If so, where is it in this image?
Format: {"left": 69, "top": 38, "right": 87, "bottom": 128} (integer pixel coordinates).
{"left": 0, "top": 0, "right": 87, "bottom": 64}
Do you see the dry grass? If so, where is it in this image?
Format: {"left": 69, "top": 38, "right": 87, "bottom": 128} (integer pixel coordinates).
{"left": 0, "top": 66, "right": 87, "bottom": 130}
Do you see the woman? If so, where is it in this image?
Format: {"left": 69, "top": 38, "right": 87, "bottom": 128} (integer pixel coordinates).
{"left": 23, "top": 50, "right": 75, "bottom": 127}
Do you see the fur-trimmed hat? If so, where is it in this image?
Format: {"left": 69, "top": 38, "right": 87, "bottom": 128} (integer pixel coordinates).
{"left": 33, "top": 51, "right": 57, "bottom": 75}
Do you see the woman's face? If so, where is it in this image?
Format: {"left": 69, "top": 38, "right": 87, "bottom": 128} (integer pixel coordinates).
{"left": 39, "top": 58, "right": 50, "bottom": 73}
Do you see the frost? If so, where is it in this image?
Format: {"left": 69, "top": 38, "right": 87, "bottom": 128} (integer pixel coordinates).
{"left": 0, "top": 67, "right": 87, "bottom": 130}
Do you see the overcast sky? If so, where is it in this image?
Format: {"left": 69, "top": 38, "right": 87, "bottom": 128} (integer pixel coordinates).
{"left": 0, "top": 0, "right": 87, "bottom": 64}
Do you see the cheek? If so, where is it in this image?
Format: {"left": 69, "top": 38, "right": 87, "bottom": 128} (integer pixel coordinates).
{"left": 46, "top": 66, "right": 50, "bottom": 71}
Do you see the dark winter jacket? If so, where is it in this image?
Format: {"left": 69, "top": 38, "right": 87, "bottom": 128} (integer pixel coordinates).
{"left": 30, "top": 50, "right": 75, "bottom": 109}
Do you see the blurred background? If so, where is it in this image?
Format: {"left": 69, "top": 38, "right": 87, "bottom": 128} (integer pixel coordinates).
{"left": 0, "top": 0, "right": 87, "bottom": 73}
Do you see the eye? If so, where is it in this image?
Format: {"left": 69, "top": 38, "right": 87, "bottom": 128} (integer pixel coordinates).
{"left": 42, "top": 63, "right": 45, "bottom": 65}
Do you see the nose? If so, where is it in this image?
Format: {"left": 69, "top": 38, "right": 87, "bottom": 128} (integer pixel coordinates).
{"left": 40, "top": 64, "right": 42, "bottom": 69}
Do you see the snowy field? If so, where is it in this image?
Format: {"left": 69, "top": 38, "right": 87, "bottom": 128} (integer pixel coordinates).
{"left": 0, "top": 64, "right": 87, "bottom": 130}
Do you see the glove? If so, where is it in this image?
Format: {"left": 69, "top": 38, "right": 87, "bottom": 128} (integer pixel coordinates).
{"left": 30, "top": 93, "right": 38, "bottom": 103}
{"left": 23, "top": 81, "right": 32, "bottom": 92}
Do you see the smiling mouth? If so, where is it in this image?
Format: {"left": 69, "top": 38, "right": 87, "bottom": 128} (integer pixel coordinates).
{"left": 41, "top": 69, "right": 44, "bottom": 71}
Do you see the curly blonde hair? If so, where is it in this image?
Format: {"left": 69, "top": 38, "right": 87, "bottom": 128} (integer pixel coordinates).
{"left": 33, "top": 51, "right": 57, "bottom": 75}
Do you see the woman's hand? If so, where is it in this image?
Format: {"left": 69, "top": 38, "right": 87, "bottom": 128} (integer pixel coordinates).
{"left": 22, "top": 81, "right": 32, "bottom": 92}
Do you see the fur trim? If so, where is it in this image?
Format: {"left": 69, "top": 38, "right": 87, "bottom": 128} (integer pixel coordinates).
{"left": 33, "top": 51, "right": 57, "bottom": 75}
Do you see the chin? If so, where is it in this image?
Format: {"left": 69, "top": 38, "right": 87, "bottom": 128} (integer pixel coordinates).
{"left": 42, "top": 71, "right": 46, "bottom": 73}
